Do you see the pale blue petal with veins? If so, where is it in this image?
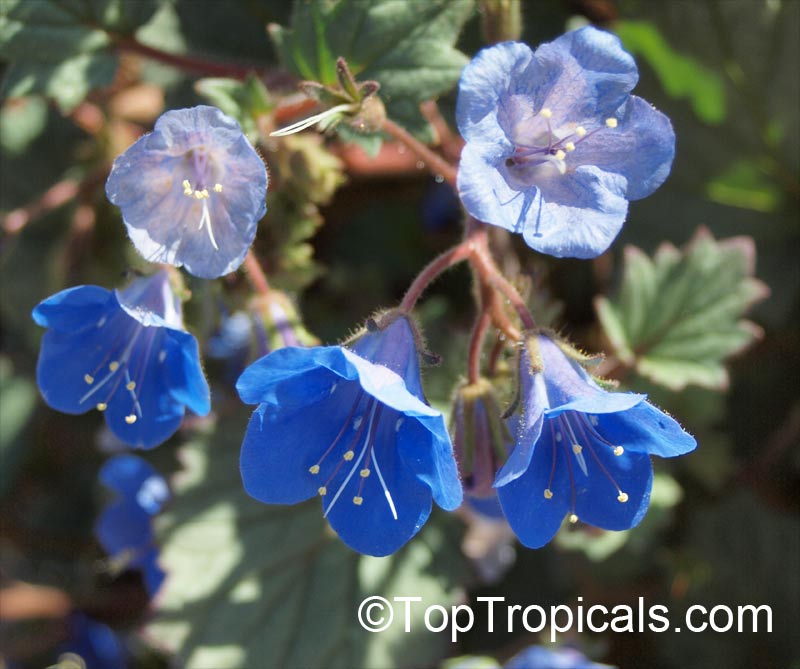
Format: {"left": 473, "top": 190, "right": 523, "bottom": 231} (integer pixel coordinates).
{"left": 456, "top": 27, "right": 675, "bottom": 258}
{"left": 106, "top": 106, "right": 267, "bottom": 278}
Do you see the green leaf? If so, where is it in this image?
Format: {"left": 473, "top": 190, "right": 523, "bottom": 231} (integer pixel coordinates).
{"left": 2, "top": 52, "right": 118, "bottom": 111}
{"left": 706, "top": 159, "right": 783, "bottom": 213}
{"left": 148, "top": 412, "right": 469, "bottom": 669}
{"left": 0, "top": 0, "right": 158, "bottom": 110}
{"left": 0, "top": 96, "right": 48, "bottom": 155}
{"left": 0, "top": 356, "right": 36, "bottom": 499}
{"left": 595, "top": 227, "right": 769, "bottom": 391}
{"left": 615, "top": 20, "right": 727, "bottom": 125}
{"left": 269, "top": 0, "right": 473, "bottom": 136}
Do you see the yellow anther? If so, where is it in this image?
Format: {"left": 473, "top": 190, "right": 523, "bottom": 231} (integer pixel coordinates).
{"left": 569, "top": 513, "right": 579, "bottom": 524}
{"left": 605, "top": 117, "right": 618, "bottom": 128}
{"left": 318, "top": 486, "right": 327, "bottom": 496}
{"left": 308, "top": 465, "right": 320, "bottom": 475}
{"left": 126, "top": 381, "right": 136, "bottom": 391}
{"left": 343, "top": 450, "right": 355, "bottom": 461}
{"left": 84, "top": 374, "right": 94, "bottom": 384}
{"left": 200, "top": 189, "right": 209, "bottom": 198}
{"left": 572, "top": 444, "right": 583, "bottom": 455}
{"left": 360, "top": 469, "right": 370, "bottom": 478}
{"left": 353, "top": 496, "right": 363, "bottom": 506}
{"left": 617, "top": 491, "right": 629, "bottom": 503}
{"left": 613, "top": 446, "right": 624, "bottom": 456}
{"left": 193, "top": 190, "right": 204, "bottom": 199}
{"left": 565, "top": 141, "right": 576, "bottom": 152}
{"left": 182, "top": 179, "right": 192, "bottom": 195}
{"left": 125, "top": 415, "right": 137, "bottom": 424}
{"left": 213, "top": 183, "right": 223, "bottom": 193}
{"left": 554, "top": 149, "right": 566, "bottom": 161}
{"left": 96, "top": 403, "right": 107, "bottom": 411}
{"left": 575, "top": 126, "right": 587, "bottom": 137}
{"left": 109, "top": 362, "right": 119, "bottom": 372}
{"left": 539, "top": 107, "right": 553, "bottom": 118}
{"left": 544, "top": 489, "right": 553, "bottom": 499}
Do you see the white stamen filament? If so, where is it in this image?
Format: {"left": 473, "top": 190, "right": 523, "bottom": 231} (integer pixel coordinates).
{"left": 270, "top": 103, "right": 357, "bottom": 137}
{"left": 198, "top": 199, "right": 219, "bottom": 250}
{"left": 323, "top": 403, "right": 379, "bottom": 518}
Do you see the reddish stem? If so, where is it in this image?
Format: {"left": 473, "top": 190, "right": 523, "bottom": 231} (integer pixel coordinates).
{"left": 467, "top": 302, "right": 492, "bottom": 384}
{"left": 381, "top": 118, "right": 458, "bottom": 186}
{"left": 468, "top": 222, "right": 537, "bottom": 331}
{"left": 398, "top": 242, "right": 471, "bottom": 312}
{"left": 112, "top": 35, "right": 266, "bottom": 80}
{"left": 242, "top": 251, "right": 271, "bottom": 296}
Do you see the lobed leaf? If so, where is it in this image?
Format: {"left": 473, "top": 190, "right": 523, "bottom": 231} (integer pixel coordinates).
{"left": 595, "top": 227, "right": 769, "bottom": 391}
{"left": 0, "top": 0, "right": 158, "bottom": 110}
{"left": 269, "top": 0, "right": 474, "bottom": 137}
{"left": 147, "top": 411, "right": 469, "bottom": 669}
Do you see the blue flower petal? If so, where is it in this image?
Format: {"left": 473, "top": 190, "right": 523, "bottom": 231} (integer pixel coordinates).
{"left": 240, "top": 387, "right": 361, "bottom": 505}
{"left": 533, "top": 26, "right": 638, "bottom": 120}
{"left": 106, "top": 106, "right": 267, "bottom": 279}
{"left": 572, "top": 439, "right": 653, "bottom": 531}
{"left": 497, "top": 434, "right": 571, "bottom": 548}
{"left": 455, "top": 27, "right": 673, "bottom": 259}
{"left": 33, "top": 273, "right": 209, "bottom": 450}
{"left": 164, "top": 330, "right": 211, "bottom": 416}
{"left": 522, "top": 166, "right": 629, "bottom": 258}
{"left": 237, "top": 315, "right": 460, "bottom": 555}
{"left": 396, "top": 413, "right": 462, "bottom": 511}
{"left": 495, "top": 369, "right": 546, "bottom": 487}
{"left": 96, "top": 455, "right": 169, "bottom": 596}
{"left": 456, "top": 41, "right": 535, "bottom": 146}
{"left": 32, "top": 285, "right": 113, "bottom": 332}
{"left": 99, "top": 455, "right": 165, "bottom": 508}
{"left": 495, "top": 334, "right": 695, "bottom": 547}
{"left": 327, "top": 417, "right": 434, "bottom": 556}
{"left": 594, "top": 401, "right": 697, "bottom": 457}
{"left": 570, "top": 95, "right": 675, "bottom": 200}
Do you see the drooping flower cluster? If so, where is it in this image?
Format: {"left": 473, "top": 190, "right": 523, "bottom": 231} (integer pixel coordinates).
{"left": 237, "top": 315, "right": 462, "bottom": 556}
{"left": 106, "top": 106, "right": 268, "bottom": 279}
{"left": 95, "top": 455, "right": 170, "bottom": 595}
{"left": 33, "top": 270, "right": 210, "bottom": 449}
{"left": 493, "top": 334, "right": 696, "bottom": 547}
{"left": 456, "top": 26, "right": 675, "bottom": 258}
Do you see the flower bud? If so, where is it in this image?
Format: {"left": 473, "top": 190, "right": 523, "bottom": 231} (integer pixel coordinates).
{"left": 249, "top": 291, "right": 318, "bottom": 352}
{"left": 451, "top": 378, "right": 513, "bottom": 498}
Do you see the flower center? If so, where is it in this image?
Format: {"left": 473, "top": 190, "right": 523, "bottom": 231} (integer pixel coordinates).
{"left": 307, "top": 389, "right": 398, "bottom": 520}
{"left": 505, "top": 107, "right": 619, "bottom": 179}
{"left": 80, "top": 313, "right": 166, "bottom": 426}
{"left": 181, "top": 148, "right": 224, "bottom": 250}
{"left": 541, "top": 412, "right": 628, "bottom": 524}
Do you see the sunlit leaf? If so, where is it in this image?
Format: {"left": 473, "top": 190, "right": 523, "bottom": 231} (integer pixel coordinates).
{"left": 147, "top": 412, "right": 469, "bottom": 669}
{"left": 269, "top": 0, "right": 474, "bottom": 137}
{"left": 615, "top": 20, "right": 726, "bottom": 124}
{"left": 0, "top": 0, "right": 158, "bottom": 110}
{"left": 595, "top": 227, "right": 769, "bottom": 391}
{"left": 706, "top": 159, "right": 782, "bottom": 212}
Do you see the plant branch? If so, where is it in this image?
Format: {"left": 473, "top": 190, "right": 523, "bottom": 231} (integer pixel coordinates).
{"left": 381, "top": 117, "right": 458, "bottom": 186}
{"left": 242, "top": 251, "right": 271, "bottom": 296}
{"left": 112, "top": 34, "right": 267, "bottom": 80}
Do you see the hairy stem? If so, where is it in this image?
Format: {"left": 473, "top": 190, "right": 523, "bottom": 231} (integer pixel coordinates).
{"left": 242, "top": 251, "right": 271, "bottom": 296}
{"left": 112, "top": 35, "right": 267, "bottom": 80}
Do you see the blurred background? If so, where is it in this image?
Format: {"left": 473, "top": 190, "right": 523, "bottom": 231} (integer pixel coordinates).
{"left": 1, "top": 1, "right": 798, "bottom": 668}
